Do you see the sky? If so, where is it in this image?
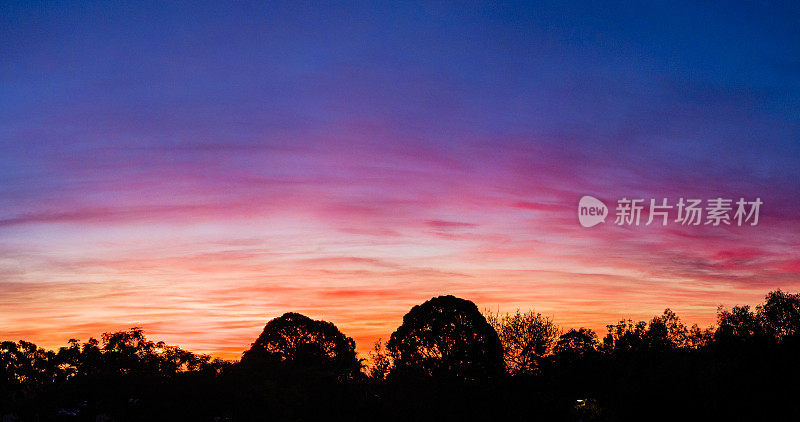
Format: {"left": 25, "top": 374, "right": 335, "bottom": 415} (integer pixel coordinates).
{"left": 1, "top": 1, "right": 799, "bottom": 358}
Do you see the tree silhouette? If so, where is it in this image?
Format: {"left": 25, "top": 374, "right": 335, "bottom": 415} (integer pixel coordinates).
{"left": 603, "top": 319, "right": 647, "bottom": 352}
{"left": 387, "top": 295, "right": 503, "bottom": 380}
{"left": 645, "top": 309, "right": 689, "bottom": 350}
{"left": 714, "top": 305, "right": 766, "bottom": 343}
{"left": 0, "top": 340, "right": 58, "bottom": 410}
{"left": 686, "top": 323, "right": 714, "bottom": 348}
{"left": 758, "top": 290, "right": 800, "bottom": 340}
{"left": 3, "top": 290, "right": 800, "bottom": 420}
{"left": 554, "top": 328, "right": 598, "bottom": 356}
{"left": 241, "top": 312, "right": 361, "bottom": 380}
{"left": 366, "top": 339, "right": 392, "bottom": 380}
{"left": 486, "top": 309, "right": 559, "bottom": 375}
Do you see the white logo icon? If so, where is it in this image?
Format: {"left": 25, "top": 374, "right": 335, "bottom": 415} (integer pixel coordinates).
{"left": 578, "top": 196, "right": 607, "bottom": 227}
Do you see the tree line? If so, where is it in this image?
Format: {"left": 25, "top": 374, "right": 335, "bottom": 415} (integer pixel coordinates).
{"left": 2, "top": 290, "right": 800, "bottom": 421}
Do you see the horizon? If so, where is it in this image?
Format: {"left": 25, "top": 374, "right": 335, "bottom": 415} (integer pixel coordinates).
{"left": 0, "top": 291, "right": 783, "bottom": 361}
{"left": 2, "top": 1, "right": 799, "bottom": 360}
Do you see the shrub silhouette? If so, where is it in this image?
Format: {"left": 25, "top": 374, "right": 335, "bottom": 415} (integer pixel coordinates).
{"left": 241, "top": 312, "right": 361, "bottom": 380}
{"left": 387, "top": 295, "right": 503, "bottom": 380}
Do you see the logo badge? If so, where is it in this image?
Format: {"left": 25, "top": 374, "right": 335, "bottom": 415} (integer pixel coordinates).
{"left": 578, "top": 196, "right": 607, "bottom": 227}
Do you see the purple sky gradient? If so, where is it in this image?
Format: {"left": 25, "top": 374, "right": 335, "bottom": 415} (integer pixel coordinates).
{"left": 1, "top": 1, "right": 799, "bottom": 357}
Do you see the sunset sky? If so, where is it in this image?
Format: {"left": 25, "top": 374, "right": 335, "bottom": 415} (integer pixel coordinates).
{"left": 2, "top": 1, "right": 799, "bottom": 358}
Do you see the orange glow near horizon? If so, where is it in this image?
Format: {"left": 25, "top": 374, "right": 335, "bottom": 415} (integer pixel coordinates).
{"left": 2, "top": 210, "right": 796, "bottom": 359}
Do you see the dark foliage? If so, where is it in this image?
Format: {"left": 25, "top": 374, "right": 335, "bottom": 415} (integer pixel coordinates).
{"left": 486, "top": 309, "right": 559, "bottom": 375}
{"left": 241, "top": 312, "right": 361, "bottom": 381}
{"left": 387, "top": 295, "right": 504, "bottom": 381}
{"left": 1, "top": 291, "right": 799, "bottom": 421}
